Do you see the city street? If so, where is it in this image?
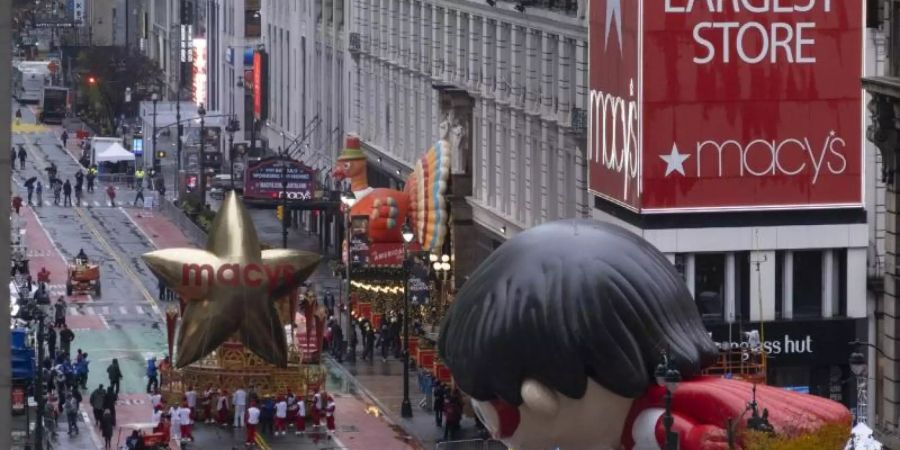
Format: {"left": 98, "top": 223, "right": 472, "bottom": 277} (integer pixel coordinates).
{"left": 10, "top": 102, "right": 424, "bottom": 449}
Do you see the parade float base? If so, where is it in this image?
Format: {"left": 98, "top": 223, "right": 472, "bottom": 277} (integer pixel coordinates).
{"left": 161, "top": 340, "right": 326, "bottom": 403}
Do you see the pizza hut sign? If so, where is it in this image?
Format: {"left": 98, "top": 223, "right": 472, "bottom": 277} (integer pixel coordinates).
{"left": 588, "top": 0, "right": 863, "bottom": 213}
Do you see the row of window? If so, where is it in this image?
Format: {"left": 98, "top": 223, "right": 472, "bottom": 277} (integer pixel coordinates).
{"left": 675, "top": 250, "right": 849, "bottom": 322}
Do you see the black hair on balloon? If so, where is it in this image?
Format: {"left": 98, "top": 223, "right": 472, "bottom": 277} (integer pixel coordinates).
{"left": 438, "top": 219, "right": 718, "bottom": 406}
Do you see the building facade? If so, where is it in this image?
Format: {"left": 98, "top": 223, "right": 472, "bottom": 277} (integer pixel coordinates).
{"left": 347, "top": 0, "right": 590, "bottom": 280}
{"left": 864, "top": 1, "right": 900, "bottom": 446}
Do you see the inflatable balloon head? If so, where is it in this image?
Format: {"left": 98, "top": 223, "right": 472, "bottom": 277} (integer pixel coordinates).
{"left": 439, "top": 219, "right": 850, "bottom": 450}
{"left": 332, "top": 136, "right": 368, "bottom": 187}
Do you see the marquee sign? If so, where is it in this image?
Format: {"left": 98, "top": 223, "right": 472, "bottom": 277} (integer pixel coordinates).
{"left": 588, "top": 0, "right": 864, "bottom": 213}
{"left": 243, "top": 157, "right": 317, "bottom": 203}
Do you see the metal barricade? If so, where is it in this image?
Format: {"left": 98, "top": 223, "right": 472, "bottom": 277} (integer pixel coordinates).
{"left": 435, "top": 439, "right": 509, "bottom": 450}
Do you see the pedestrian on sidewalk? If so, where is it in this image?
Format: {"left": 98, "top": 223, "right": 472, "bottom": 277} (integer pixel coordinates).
{"left": 433, "top": 382, "right": 445, "bottom": 427}
{"left": 86, "top": 167, "right": 96, "bottom": 193}
{"left": 233, "top": 387, "right": 247, "bottom": 428}
{"left": 74, "top": 182, "right": 82, "bottom": 206}
{"left": 134, "top": 185, "right": 145, "bottom": 207}
{"left": 246, "top": 401, "right": 261, "bottom": 446}
{"left": 46, "top": 325, "right": 57, "bottom": 358}
{"left": 74, "top": 170, "right": 84, "bottom": 190}
{"left": 65, "top": 392, "right": 79, "bottom": 436}
{"left": 11, "top": 148, "right": 16, "bottom": 170}
{"left": 107, "top": 359, "right": 122, "bottom": 395}
{"left": 17, "top": 145, "right": 26, "bottom": 169}
{"left": 54, "top": 297, "right": 66, "bottom": 327}
{"left": 103, "top": 386, "right": 117, "bottom": 427}
{"left": 146, "top": 356, "right": 159, "bottom": 393}
{"left": 61, "top": 130, "right": 68, "bottom": 148}
{"left": 106, "top": 185, "right": 116, "bottom": 207}
{"left": 274, "top": 396, "right": 287, "bottom": 436}
{"left": 294, "top": 394, "right": 306, "bottom": 436}
{"left": 442, "top": 391, "right": 462, "bottom": 441}
{"left": 26, "top": 182, "right": 34, "bottom": 206}
{"left": 15, "top": 108, "right": 22, "bottom": 125}
{"left": 63, "top": 180, "right": 72, "bottom": 207}
{"left": 157, "top": 279, "right": 166, "bottom": 301}
{"left": 53, "top": 181, "right": 61, "bottom": 205}
{"left": 325, "top": 395, "right": 336, "bottom": 435}
{"left": 101, "top": 409, "right": 114, "bottom": 449}
{"left": 75, "top": 352, "right": 90, "bottom": 390}
{"left": 12, "top": 195, "right": 22, "bottom": 214}
{"left": 35, "top": 181, "right": 43, "bottom": 206}
{"left": 59, "top": 324, "right": 75, "bottom": 356}
{"left": 216, "top": 389, "right": 230, "bottom": 426}
{"left": 90, "top": 385, "right": 106, "bottom": 427}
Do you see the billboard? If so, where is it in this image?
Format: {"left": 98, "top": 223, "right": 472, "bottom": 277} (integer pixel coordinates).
{"left": 588, "top": 1, "right": 864, "bottom": 213}
{"left": 243, "top": 157, "right": 317, "bottom": 202}
{"left": 253, "top": 50, "right": 268, "bottom": 121}
{"left": 192, "top": 38, "right": 207, "bottom": 106}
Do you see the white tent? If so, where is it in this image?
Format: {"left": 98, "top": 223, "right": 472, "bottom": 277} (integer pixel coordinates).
{"left": 95, "top": 142, "right": 135, "bottom": 162}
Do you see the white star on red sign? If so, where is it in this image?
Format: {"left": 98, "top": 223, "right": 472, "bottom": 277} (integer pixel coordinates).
{"left": 659, "top": 144, "right": 691, "bottom": 177}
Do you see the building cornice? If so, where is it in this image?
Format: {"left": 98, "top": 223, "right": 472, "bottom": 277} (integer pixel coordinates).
{"left": 863, "top": 76, "right": 900, "bottom": 99}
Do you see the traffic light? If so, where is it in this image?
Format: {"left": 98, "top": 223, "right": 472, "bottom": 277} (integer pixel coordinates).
{"left": 276, "top": 205, "right": 284, "bottom": 221}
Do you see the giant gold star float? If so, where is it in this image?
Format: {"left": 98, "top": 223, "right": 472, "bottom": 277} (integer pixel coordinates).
{"left": 142, "top": 192, "right": 320, "bottom": 368}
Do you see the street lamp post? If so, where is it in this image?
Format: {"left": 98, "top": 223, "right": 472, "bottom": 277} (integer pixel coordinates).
{"left": 655, "top": 352, "right": 681, "bottom": 450}
{"left": 401, "top": 219, "right": 415, "bottom": 419}
{"left": 226, "top": 118, "right": 240, "bottom": 191}
{"left": 151, "top": 92, "right": 158, "bottom": 179}
{"left": 280, "top": 147, "right": 289, "bottom": 249}
{"left": 175, "top": 90, "right": 183, "bottom": 198}
{"left": 340, "top": 187, "right": 357, "bottom": 356}
{"left": 197, "top": 104, "right": 207, "bottom": 208}
{"left": 850, "top": 351, "right": 868, "bottom": 425}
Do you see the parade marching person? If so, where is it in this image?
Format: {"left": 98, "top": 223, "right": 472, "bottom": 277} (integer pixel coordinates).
{"left": 53, "top": 297, "right": 67, "bottom": 327}
{"left": 106, "top": 358, "right": 122, "bottom": 395}
{"left": 90, "top": 384, "right": 106, "bottom": 427}
{"left": 294, "top": 393, "right": 306, "bottom": 436}
{"left": 185, "top": 385, "right": 197, "bottom": 419}
{"left": 286, "top": 391, "right": 297, "bottom": 429}
{"left": 217, "top": 389, "right": 230, "bottom": 426}
{"left": 274, "top": 396, "right": 288, "bottom": 436}
{"left": 168, "top": 402, "right": 181, "bottom": 442}
{"left": 151, "top": 405, "right": 163, "bottom": 432}
{"left": 311, "top": 389, "right": 322, "bottom": 429}
{"left": 202, "top": 384, "right": 215, "bottom": 423}
{"left": 145, "top": 356, "right": 158, "bottom": 393}
{"left": 178, "top": 400, "right": 193, "bottom": 441}
{"left": 233, "top": 386, "right": 247, "bottom": 428}
{"left": 325, "top": 395, "right": 336, "bottom": 435}
{"left": 246, "top": 401, "right": 261, "bottom": 446}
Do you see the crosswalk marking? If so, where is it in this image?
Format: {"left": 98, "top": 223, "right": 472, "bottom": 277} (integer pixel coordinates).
{"left": 66, "top": 304, "right": 155, "bottom": 318}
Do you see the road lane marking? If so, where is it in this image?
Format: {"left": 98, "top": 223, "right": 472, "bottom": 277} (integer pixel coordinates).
{"left": 136, "top": 305, "right": 145, "bottom": 314}
{"left": 119, "top": 306, "right": 128, "bottom": 315}
{"left": 73, "top": 207, "right": 166, "bottom": 323}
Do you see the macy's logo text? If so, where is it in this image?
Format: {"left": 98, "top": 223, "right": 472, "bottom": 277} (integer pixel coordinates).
{"left": 181, "top": 263, "right": 296, "bottom": 289}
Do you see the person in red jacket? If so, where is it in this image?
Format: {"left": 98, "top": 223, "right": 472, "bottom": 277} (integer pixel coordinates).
{"left": 438, "top": 220, "right": 851, "bottom": 450}
{"left": 106, "top": 185, "right": 116, "bottom": 207}
{"left": 37, "top": 267, "right": 51, "bottom": 285}
{"left": 12, "top": 195, "right": 22, "bottom": 214}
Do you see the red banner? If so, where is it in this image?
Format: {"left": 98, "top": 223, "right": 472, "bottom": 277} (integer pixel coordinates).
{"left": 253, "top": 51, "right": 268, "bottom": 121}
{"left": 589, "top": 1, "right": 863, "bottom": 213}
{"left": 367, "top": 242, "right": 422, "bottom": 267}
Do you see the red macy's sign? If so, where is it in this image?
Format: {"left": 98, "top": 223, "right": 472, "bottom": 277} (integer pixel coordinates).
{"left": 588, "top": 0, "right": 863, "bottom": 213}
